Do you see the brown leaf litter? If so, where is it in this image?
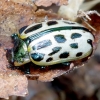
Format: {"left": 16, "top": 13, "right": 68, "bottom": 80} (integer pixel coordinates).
{"left": 0, "top": 47, "right": 28, "bottom": 99}
{"left": 34, "top": 0, "right": 68, "bottom": 7}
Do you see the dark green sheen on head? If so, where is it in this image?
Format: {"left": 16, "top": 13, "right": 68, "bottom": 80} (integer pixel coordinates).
{"left": 11, "top": 33, "right": 19, "bottom": 40}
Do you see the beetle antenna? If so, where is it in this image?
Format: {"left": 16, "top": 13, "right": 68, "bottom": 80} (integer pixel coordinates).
{"left": 44, "top": 16, "right": 48, "bottom": 21}
{"left": 81, "top": 17, "right": 96, "bottom": 31}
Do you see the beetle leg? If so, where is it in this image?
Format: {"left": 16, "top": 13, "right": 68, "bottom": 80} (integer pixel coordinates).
{"left": 11, "top": 48, "right": 14, "bottom": 63}
{"left": 40, "top": 66, "right": 46, "bottom": 69}
{"left": 62, "top": 62, "right": 71, "bottom": 66}
{"left": 11, "top": 33, "right": 20, "bottom": 51}
{"left": 24, "top": 65, "right": 30, "bottom": 74}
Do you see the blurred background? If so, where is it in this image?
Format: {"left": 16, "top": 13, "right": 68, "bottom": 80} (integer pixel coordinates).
{"left": 1, "top": 0, "right": 100, "bottom": 100}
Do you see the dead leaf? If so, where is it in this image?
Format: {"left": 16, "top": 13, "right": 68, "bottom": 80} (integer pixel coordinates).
{"left": 0, "top": 47, "right": 28, "bottom": 99}
{"left": 34, "top": 0, "right": 68, "bottom": 7}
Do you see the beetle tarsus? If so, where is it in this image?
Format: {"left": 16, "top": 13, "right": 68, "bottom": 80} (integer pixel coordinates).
{"left": 24, "top": 65, "right": 30, "bottom": 74}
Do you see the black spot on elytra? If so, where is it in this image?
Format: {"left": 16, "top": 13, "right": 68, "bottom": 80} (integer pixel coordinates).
{"left": 31, "top": 53, "right": 45, "bottom": 61}
{"left": 87, "top": 39, "right": 92, "bottom": 47}
{"left": 76, "top": 52, "right": 83, "bottom": 57}
{"left": 47, "top": 21, "right": 58, "bottom": 26}
{"left": 71, "top": 33, "right": 82, "bottom": 39}
{"left": 48, "top": 47, "right": 62, "bottom": 56}
{"left": 19, "top": 26, "right": 28, "bottom": 34}
{"left": 32, "top": 40, "right": 52, "bottom": 50}
{"left": 70, "top": 43, "right": 78, "bottom": 49}
{"left": 25, "top": 24, "right": 42, "bottom": 34}
{"left": 46, "top": 57, "right": 53, "bottom": 62}
{"left": 54, "top": 35, "right": 66, "bottom": 43}
{"left": 59, "top": 52, "right": 69, "bottom": 58}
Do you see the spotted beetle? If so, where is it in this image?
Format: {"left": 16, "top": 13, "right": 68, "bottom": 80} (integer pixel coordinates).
{"left": 11, "top": 20, "right": 94, "bottom": 71}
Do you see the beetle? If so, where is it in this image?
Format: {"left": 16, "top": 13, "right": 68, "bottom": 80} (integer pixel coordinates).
{"left": 11, "top": 20, "right": 94, "bottom": 73}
